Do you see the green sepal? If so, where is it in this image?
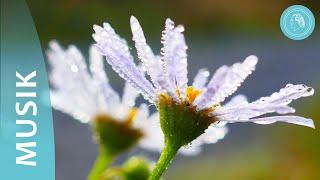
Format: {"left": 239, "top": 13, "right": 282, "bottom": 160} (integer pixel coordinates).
{"left": 158, "top": 95, "right": 218, "bottom": 148}
{"left": 148, "top": 95, "right": 218, "bottom": 180}
{"left": 93, "top": 114, "right": 143, "bottom": 155}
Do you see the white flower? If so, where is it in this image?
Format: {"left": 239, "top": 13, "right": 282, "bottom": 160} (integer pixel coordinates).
{"left": 46, "top": 41, "right": 163, "bottom": 152}
{"left": 92, "top": 16, "right": 315, "bottom": 154}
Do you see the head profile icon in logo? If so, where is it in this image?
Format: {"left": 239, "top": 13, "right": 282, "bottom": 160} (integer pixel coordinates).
{"left": 290, "top": 13, "right": 305, "bottom": 31}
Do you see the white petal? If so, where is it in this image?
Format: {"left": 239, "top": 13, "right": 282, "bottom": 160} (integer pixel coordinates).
{"left": 67, "top": 45, "right": 86, "bottom": 66}
{"left": 122, "top": 81, "right": 139, "bottom": 108}
{"left": 47, "top": 42, "right": 124, "bottom": 123}
{"left": 196, "top": 56, "right": 257, "bottom": 110}
{"left": 50, "top": 90, "right": 93, "bottom": 123}
{"left": 159, "top": 19, "right": 181, "bottom": 101}
{"left": 252, "top": 84, "right": 314, "bottom": 105}
{"left": 211, "top": 55, "right": 258, "bottom": 104}
{"left": 88, "top": 45, "right": 121, "bottom": 108}
{"left": 179, "top": 124, "right": 228, "bottom": 156}
{"left": 161, "top": 23, "right": 188, "bottom": 99}
{"left": 136, "top": 112, "right": 165, "bottom": 152}
{"left": 47, "top": 43, "right": 101, "bottom": 113}
{"left": 223, "top": 94, "right": 248, "bottom": 108}
{"left": 172, "top": 26, "right": 188, "bottom": 98}
{"left": 69, "top": 45, "right": 118, "bottom": 114}
{"left": 192, "top": 68, "right": 210, "bottom": 90}
{"left": 89, "top": 45, "right": 108, "bottom": 82}
{"left": 202, "top": 125, "right": 228, "bottom": 144}
{"left": 130, "top": 16, "right": 166, "bottom": 91}
{"left": 193, "top": 65, "right": 229, "bottom": 110}
{"left": 93, "top": 23, "right": 156, "bottom": 102}
{"left": 179, "top": 145, "right": 201, "bottom": 155}
{"left": 251, "top": 116, "right": 314, "bottom": 128}
{"left": 132, "top": 103, "right": 149, "bottom": 128}
{"left": 215, "top": 84, "right": 314, "bottom": 120}
{"left": 214, "top": 103, "right": 295, "bottom": 121}
{"left": 147, "top": 56, "right": 174, "bottom": 94}
{"left": 47, "top": 40, "right": 65, "bottom": 69}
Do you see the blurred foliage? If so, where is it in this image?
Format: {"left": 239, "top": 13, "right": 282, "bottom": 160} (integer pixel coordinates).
{"left": 167, "top": 87, "right": 320, "bottom": 179}
{"left": 27, "top": 0, "right": 320, "bottom": 45}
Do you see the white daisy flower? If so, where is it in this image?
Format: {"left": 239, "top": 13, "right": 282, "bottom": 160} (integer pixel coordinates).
{"left": 46, "top": 41, "right": 163, "bottom": 153}
{"left": 92, "top": 15, "right": 314, "bottom": 149}
{"left": 92, "top": 16, "right": 315, "bottom": 179}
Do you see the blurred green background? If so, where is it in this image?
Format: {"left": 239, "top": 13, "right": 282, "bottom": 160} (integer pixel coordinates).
{"left": 27, "top": 0, "right": 319, "bottom": 179}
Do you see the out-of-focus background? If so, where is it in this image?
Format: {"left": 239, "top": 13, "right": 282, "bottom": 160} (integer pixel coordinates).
{"left": 27, "top": 0, "right": 320, "bottom": 179}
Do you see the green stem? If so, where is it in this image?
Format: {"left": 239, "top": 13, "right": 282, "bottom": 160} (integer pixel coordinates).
{"left": 88, "top": 148, "right": 114, "bottom": 180}
{"left": 148, "top": 142, "right": 180, "bottom": 180}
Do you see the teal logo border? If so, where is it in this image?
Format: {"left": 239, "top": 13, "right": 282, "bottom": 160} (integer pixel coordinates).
{"left": 280, "top": 5, "right": 315, "bottom": 40}
{"left": 1, "top": 0, "right": 55, "bottom": 179}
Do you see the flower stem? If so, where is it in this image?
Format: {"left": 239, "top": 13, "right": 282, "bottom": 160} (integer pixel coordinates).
{"left": 148, "top": 142, "right": 180, "bottom": 180}
{"left": 88, "top": 148, "right": 114, "bottom": 180}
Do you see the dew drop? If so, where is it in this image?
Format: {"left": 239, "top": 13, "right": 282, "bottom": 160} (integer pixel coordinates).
{"left": 70, "top": 64, "right": 79, "bottom": 72}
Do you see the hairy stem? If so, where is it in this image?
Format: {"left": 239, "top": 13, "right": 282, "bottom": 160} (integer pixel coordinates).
{"left": 88, "top": 148, "right": 114, "bottom": 180}
{"left": 148, "top": 142, "right": 180, "bottom": 180}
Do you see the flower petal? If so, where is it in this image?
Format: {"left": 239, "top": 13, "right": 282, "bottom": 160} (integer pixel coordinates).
{"left": 132, "top": 103, "right": 149, "bottom": 128}
{"left": 136, "top": 111, "right": 165, "bottom": 152}
{"left": 160, "top": 19, "right": 186, "bottom": 101}
{"left": 252, "top": 84, "right": 314, "bottom": 105}
{"left": 47, "top": 42, "right": 117, "bottom": 122}
{"left": 164, "top": 25, "right": 188, "bottom": 99}
{"left": 89, "top": 45, "right": 108, "bottom": 82}
{"left": 130, "top": 16, "right": 167, "bottom": 91}
{"left": 214, "top": 84, "right": 314, "bottom": 120}
{"left": 223, "top": 94, "right": 248, "bottom": 108}
{"left": 251, "top": 116, "right": 314, "bottom": 128}
{"left": 122, "top": 81, "right": 139, "bottom": 108}
{"left": 89, "top": 45, "right": 121, "bottom": 108}
{"left": 93, "top": 23, "right": 156, "bottom": 102}
{"left": 50, "top": 90, "right": 93, "bottom": 123}
{"left": 212, "top": 55, "right": 258, "bottom": 104}
{"left": 193, "top": 65, "right": 229, "bottom": 110}
{"left": 214, "top": 104, "right": 295, "bottom": 121}
{"left": 202, "top": 125, "right": 228, "bottom": 144}
{"left": 192, "top": 68, "right": 210, "bottom": 90}
{"left": 179, "top": 124, "right": 228, "bottom": 155}
{"left": 179, "top": 145, "right": 201, "bottom": 155}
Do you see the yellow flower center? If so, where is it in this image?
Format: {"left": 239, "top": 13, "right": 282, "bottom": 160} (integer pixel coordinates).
{"left": 186, "top": 86, "right": 202, "bottom": 104}
{"left": 125, "top": 108, "right": 138, "bottom": 126}
{"left": 166, "top": 86, "right": 220, "bottom": 113}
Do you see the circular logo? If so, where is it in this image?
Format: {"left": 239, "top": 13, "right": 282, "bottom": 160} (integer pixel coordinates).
{"left": 280, "top": 5, "right": 315, "bottom": 40}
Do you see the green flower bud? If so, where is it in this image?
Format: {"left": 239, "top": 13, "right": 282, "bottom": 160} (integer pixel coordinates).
{"left": 102, "top": 157, "right": 152, "bottom": 180}
{"left": 122, "top": 157, "right": 152, "bottom": 180}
